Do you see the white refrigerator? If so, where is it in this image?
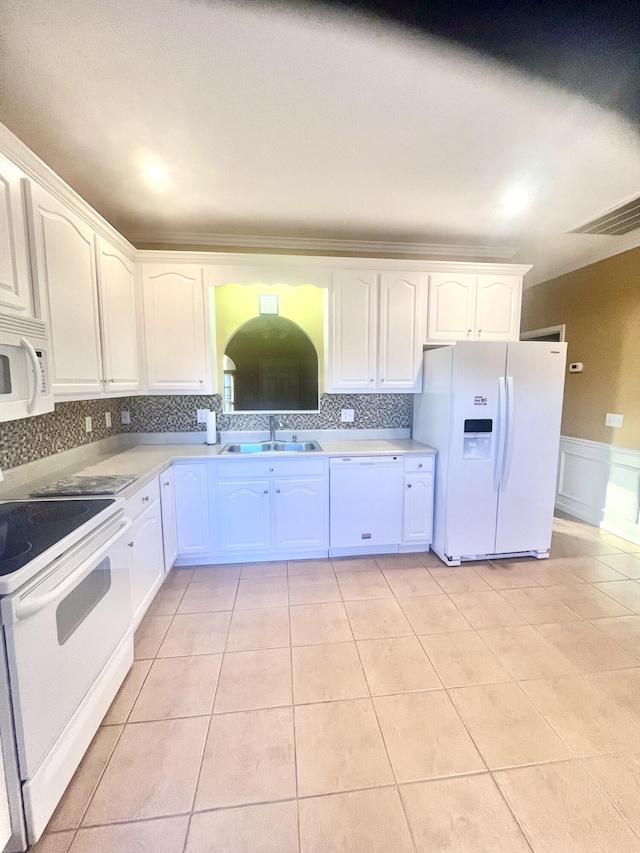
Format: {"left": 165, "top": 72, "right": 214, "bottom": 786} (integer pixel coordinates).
{"left": 413, "top": 341, "right": 567, "bottom": 565}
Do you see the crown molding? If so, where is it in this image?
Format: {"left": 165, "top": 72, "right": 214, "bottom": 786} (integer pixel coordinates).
{"left": 128, "top": 230, "right": 520, "bottom": 259}
{"left": 0, "top": 122, "right": 136, "bottom": 259}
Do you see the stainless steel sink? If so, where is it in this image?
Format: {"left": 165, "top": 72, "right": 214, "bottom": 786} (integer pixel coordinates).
{"left": 222, "top": 440, "right": 322, "bottom": 454}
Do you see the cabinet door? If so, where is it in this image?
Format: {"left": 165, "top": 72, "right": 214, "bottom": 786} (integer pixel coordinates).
{"left": 0, "top": 154, "right": 33, "bottom": 317}
{"left": 96, "top": 236, "right": 139, "bottom": 392}
{"left": 273, "top": 477, "right": 327, "bottom": 550}
{"left": 378, "top": 272, "right": 425, "bottom": 391}
{"left": 329, "top": 271, "right": 377, "bottom": 391}
{"left": 218, "top": 480, "right": 271, "bottom": 553}
{"left": 142, "top": 265, "right": 207, "bottom": 392}
{"left": 474, "top": 275, "right": 522, "bottom": 341}
{"left": 160, "top": 466, "right": 178, "bottom": 572}
{"left": 427, "top": 273, "right": 476, "bottom": 342}
{"left": 129, "top": 502, "right": 165, "bottom": 625}
{"left": 174, "top": 463, "right": 212, "bottom": 556}
{"left": 403, "top": 474, "right": 434, "bottom": 542}
{"left": 26, "top": 183, "right": 103, "bottom": 395}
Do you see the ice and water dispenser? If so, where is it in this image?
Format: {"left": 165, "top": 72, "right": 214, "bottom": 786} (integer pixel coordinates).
{"left": 463, "top": 419, "right": 493, "bottom": 460}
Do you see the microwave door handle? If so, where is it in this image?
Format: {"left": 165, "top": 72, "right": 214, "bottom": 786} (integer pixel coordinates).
{"left": 13, "top": 518, "right": 132, "bottom": 621}
{"left": 500, "top": 376, "right": 515, "bottom": 492}
{"left": 20, "top": 336, "right": 41, "bottom": 414}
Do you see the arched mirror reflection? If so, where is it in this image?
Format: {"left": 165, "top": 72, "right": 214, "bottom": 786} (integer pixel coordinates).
{"left": 223, "top": 315, "right": 319, "bottom": 412}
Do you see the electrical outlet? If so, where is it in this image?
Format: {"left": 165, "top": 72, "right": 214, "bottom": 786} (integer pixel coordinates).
{"left": 85, "top": 416, "right": 92, "bottom": 433}
{"left": 105, "top": 411, "right": 112, "bottom": 428}
{"left": 121, "top": 410, "right": 131, "bottom": 425}
{"left": 605, "top": 413, "right": 624, "bottom": 428}
{"left": 197, "top": 408, "right": 209, "bottom": 424}
{"left": 341, "top": 408, "right": 355, "bottom": 423}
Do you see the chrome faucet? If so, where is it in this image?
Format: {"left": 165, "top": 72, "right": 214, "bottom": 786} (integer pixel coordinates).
{"left": 269, "top": 415, "right": 287, "bottom": 443}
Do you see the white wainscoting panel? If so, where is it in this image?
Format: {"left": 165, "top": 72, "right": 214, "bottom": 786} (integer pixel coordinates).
{"left": 556, "top": 436, "right": 640, "bottom": 545}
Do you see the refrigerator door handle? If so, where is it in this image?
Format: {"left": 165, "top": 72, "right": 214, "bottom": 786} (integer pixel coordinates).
{"left": 501, "top": 376, "right": 515, "bottom": 491}
{"left": 494, "top": 376, "right": 507, "bottom": 491}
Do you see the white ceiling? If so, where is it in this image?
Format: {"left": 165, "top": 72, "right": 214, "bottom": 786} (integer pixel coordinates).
{"left": 1, "top": 0, "right": 639, "bottom": 285}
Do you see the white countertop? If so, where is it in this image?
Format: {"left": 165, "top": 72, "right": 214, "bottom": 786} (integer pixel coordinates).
{"left": 2, "top": 439, "right": 435, "bottom": 501}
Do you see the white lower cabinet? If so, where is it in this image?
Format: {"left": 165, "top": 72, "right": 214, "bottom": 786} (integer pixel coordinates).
{"left": 218, "top": 480, "right": 271, "bottom": 553}
{"left": 403, "top": 457, "right": 435, "bottom": 545}
{"left": 273, "top": 478, "right": 327, "bottom": 550}
{"left": 213, "top": 458, "right": 329, "bottom": 561}
{"left": 174, "top": 462, "right": 212, "bottom": 557}
{"left": 159, "top": 466, "right": 178, "bottom": 571}
{"left": 127, "top": 498, "right": 165, "bottom": 626}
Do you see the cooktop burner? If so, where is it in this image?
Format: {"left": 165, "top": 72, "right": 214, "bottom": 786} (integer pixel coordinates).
{"left": 0, "top": 499, "right": 115, "bottom": 576}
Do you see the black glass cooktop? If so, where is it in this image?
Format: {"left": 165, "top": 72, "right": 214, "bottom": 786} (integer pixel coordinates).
{"left": 0, "top": 499, "right": 115, "bottom": 577}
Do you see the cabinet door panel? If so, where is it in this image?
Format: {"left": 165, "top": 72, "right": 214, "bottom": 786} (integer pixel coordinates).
{"left": 329, "top": 271, "right": 377, "bottom": 391}
{"left": 27, "top": 184, "right": 103, "bottom": 394}
{"left": 0, "top": 154, "right": 33, "bottom": 316}
{"left": 273, "top": 477, "right": 327, "bottom": 550}
{"left": 96, "top": 237, "right": 139, "bottom": 392}
{"left": 130, "top": 503, "right": 164, "bottom": 625}
{"left": 475, "top": 275, "right": 521, "bottom": 341}
{"left": 427, "top": 273, "right": 476, "bottom": 342}
{"left": 160, "top": 467, "right": 178, "bottom": 572}
{"left": 174, "top": 463, "right": 212, "bottom": 555}
{"left": 142, "top": 265, "right": 207, "bottom": 392}
{"left": 379, "top": 272, "right": 424, "bottom": 390}
{"left": 403, "top": 474, "right": 434, "bottom": 542}
{"left": 218, "top": 480, "right": 271, "bottom": 553}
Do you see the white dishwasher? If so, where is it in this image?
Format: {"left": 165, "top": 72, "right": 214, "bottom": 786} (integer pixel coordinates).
{"left": 329, "top": 456, "right": 404, "bottom": 552}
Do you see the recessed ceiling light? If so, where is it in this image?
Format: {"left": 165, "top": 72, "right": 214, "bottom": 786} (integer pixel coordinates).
{"left": 144, "top": 164, "right": 167, "bottom": 182}
{"left": 501, "top": 183, "right": 533, "bottom": 215}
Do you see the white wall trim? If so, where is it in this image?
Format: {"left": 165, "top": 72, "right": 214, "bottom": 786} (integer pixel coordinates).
{"left": 556, "top": 435, "right": 640, "bottom": 545}
{"left": 0, "top": 122, "right": 136, "bottom": 260}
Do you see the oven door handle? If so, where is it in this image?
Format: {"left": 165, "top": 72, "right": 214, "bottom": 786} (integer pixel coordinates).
{"left": 20, "top": 336, "right": 42, "bottom": 415}
{"left": 13, "top": 517, "right": 132, "bottom": 621}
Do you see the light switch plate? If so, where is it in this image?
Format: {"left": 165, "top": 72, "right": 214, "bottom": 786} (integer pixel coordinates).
{"left": 341, "top": 409, "right": 355, "bottom": 423}
{"left": 121, "top": 410, "right": 131, "bottom": 425}
{"left": 197, "top": 408, "right": 209, "bottom": 424}
{"left": 105, "top": 412, "right": 112, "bottom": 428}
{"left": 85, "top": 416, "right": 92, "bottom": 433}
{"left": 605, "top": 413, "right": 624, "bottom": 428}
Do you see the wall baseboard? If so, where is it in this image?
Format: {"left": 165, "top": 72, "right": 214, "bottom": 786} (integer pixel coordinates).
{"left": 556, "top": 435, "right": 640, "bottom": 545}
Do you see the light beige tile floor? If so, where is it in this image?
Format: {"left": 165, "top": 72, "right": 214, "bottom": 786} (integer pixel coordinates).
{"left": 34, "top": 515, "right": 640, "bottom": 852}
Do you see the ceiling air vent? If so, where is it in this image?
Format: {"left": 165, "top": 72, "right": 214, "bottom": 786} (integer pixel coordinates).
{"left": 571, "top": 196, "right": 640, "bottom": 235}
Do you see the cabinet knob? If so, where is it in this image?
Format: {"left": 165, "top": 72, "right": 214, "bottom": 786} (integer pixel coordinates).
{"left": 199, "top": 379, "right": 204, "bottom": 383}
{"left": 164, "top": 481, "right": 170, "bottom": 486}
{"left": 418, "top": 463, "right": 423, "bottom": 468}
{"left": 269, "top": 467, "right": 274, "bottom": 472}
{"left": 467, "top": 329, "right": 472, "bottom": 336}
{"left": 407, "top": 483, "right": 412, "bottom": 488}
{"left": 264, "top": 490, "right": 269, "bottom": 494}
{"left": 127, "top": 541, "right": 134, "bottom": 547}
{"left": 381, "top": 378, "right": 384, "bottom": 382}
{"left": 142, "top": 495, "right": 149, "bottom": 502}
{"left": 276, "top": 488, "right": 281, "bottom": 494}
{"left": 370, "top": 379, "right": 374, "bottom": 382}
{"left": 478, "top": 329, "right": 482, "bottom": 336}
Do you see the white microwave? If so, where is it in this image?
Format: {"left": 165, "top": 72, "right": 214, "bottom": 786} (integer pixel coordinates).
{"left": 0, "top": 314, "right": 54, "bottom": 422}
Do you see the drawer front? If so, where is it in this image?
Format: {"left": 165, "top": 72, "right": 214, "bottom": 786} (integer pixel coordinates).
{"left": 404, "top": 455, "right": 434, "bottom": 474}
{"left": 217, "top": 458, "right": 326, "bottom": 480}
{"left": 126, "top": 476, "right": 161, "bottom": 521}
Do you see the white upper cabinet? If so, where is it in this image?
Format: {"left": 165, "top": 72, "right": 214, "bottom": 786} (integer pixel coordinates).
{"left": 329, "top": 270, "right": 425, "bottom": 393}
{"left": 26, "top": 183, "right": 103, "bottom": 395}
{"left": 427, "top": 273, "right": 476, "bottom": 341}
{"left": 142, "top": 264, "right": 208, "bottom": 393}
{"left": 329, "top": 271, "right": 377, "bottom": 391}
{"left": 474, "top": 274, "right": 521, "bottom": 341}
{"left": 96, "top": 236, "right": 139, "bottom": 393}
{"left": 378, "top": 272, "right": 425, "bottom": 390}
{"left": 427, "top": 271, "right": 523, "bottom": 343}
{"left": 0, "top": 153, "right": 34, "bottom": 317}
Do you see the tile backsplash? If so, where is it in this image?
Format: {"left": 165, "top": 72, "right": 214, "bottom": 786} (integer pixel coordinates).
{"left": 0, "top": 398, "right": 127, "bottom": 470}
{"left": 0, "top": 393, "right": 413, "bottom": 471}
{"left": 121, "top": 394, "right": 413, "bottom": 433}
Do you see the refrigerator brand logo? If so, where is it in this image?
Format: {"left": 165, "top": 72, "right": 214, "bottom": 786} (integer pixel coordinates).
{"left": 474, "top": 396, "right": 488, "bottom": 406}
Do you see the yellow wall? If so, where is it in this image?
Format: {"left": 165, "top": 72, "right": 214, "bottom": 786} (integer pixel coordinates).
{"left": 521, "top": 246, "right": 640, "bottom": 449}
{"left": 212, "top": 283, "right": 326, "bottom": 390}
